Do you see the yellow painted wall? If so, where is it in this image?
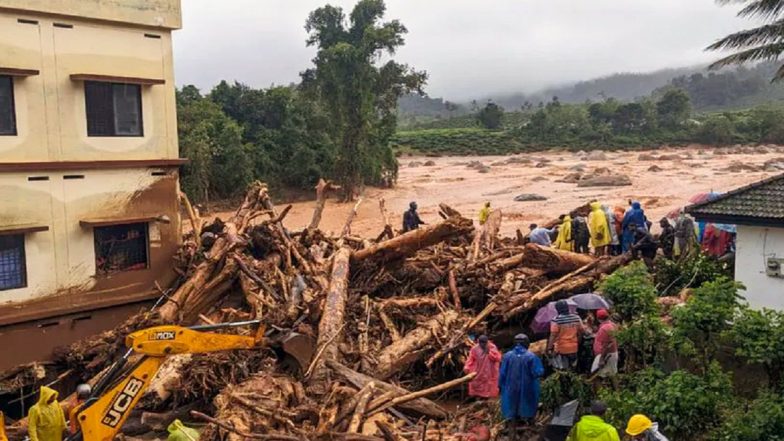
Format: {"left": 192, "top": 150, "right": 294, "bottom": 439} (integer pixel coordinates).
{"left": 0, "top": 1, "right": 182, "bottom": 320}
{"left": 0, "top": 0, "right": 181, "bottom": 29}
{"left": 0, "top": 10, "right": 179, "bottom": 161}
{"left": 0, "top": 168, "right": 181, "bottom": 305}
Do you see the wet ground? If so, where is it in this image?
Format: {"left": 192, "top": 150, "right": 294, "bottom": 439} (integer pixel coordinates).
{"left": 206, "top": 145, "right": 784, "bottom": 237}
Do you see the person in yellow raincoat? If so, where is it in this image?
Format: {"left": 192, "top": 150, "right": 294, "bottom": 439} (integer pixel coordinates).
{"left": 28, "top": 386, "right": 66, "bottom": 441}
{"left": 553, "top": 214, "right": 573, "bottom": 251}
{"left": 478, "top": 202, "right": 492, "bottom": 225}
{"left": 1, "top": 411, "right": 8, "bottom": 441}
{"left": 588, "top": 202, "right": 611, "bottom": 256}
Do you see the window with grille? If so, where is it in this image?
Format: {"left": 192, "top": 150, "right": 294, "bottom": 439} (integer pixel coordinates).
{"left": 85, "top": 81, "right": 142, "bottom": 137}
{"left": 0, "top": 235, "right": 27, "bottom": 290}
{"left": 93, "top": 223, "right": 149, "bottom": 275}
{"left": 0, "top": 75, "right": 16, "bottom": 136}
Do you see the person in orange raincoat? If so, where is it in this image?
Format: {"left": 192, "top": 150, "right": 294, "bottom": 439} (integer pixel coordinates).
{"left": 463, "top": 335, "right": 502, "bottom": 398}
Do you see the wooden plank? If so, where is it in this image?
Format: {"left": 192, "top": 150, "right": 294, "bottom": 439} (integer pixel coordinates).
{"left": 0, "top": 159, "right": 187, "bottom": 172}
{"left": 79, "top": 216, "right": 157, "bottom": 228}
{"left": 0, "top": 225, "right": 48, "bottom": 236}
{"left": 70, "top": 73, "right": 165, "bottom": 85}
{"left": 0, "top": 67, "right": 39, "bottom": 77}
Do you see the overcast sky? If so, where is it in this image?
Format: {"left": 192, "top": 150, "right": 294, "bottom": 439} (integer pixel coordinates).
{"left": 173, "top": 0, "right": 754, "bottom": 101}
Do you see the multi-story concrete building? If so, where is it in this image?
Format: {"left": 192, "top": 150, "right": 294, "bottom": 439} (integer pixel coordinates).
{"left": 0, "top": 0, "right": 184, "bottom": 369}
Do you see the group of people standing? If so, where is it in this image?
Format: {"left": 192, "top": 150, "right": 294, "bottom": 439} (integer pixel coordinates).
{"left": 462, "top": 301, "right": 668, "bottom": 441}
{"left": 539, "top": 200, "right": 652, "bottom": 257}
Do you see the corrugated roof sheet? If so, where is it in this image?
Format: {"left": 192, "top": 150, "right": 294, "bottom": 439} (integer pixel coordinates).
{"left": 687, "top": 173, "right": 784, "bottom": 221}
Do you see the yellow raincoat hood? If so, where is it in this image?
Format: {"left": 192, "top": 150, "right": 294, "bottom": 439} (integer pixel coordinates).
{"left": 27, "top": 386, "right": 66, "bottom": 441}
{"left": 589, "top": 202, "right": 611, "bottom": 248}
{"left": 554, "top": 215, "right": 573, "bottom": 251}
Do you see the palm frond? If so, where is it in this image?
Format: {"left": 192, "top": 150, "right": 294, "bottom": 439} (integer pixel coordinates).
{"left": 737, "top": 0, "right": 784, "bottom": 19}
{"left": 709, "top": 42, "right": 784, "bottom": 68}
{"left": 706, "top": 20, "right": 784, "bottom": 50}
{"left": 716, "top": 0, "right": 784, "bottom": 19}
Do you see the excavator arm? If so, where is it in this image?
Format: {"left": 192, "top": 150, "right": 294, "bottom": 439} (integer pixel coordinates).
{"left": 72, "top": 321, "right": 265, "bottom": 441}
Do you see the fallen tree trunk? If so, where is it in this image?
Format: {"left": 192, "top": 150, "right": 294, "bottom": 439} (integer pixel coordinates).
{"left": 521, "top": 244, "right": 596, "bottom": 275}
{"left": 327, "top": 361, "right": 447, "bottom": 419}
{"left": 367, "top": 373, "right": 476, "bottom": 417}
{"left": 352, "top": 216, "right": 473, "bottom": 264}
{"left": 375, "top": 310, "right": 460, "bottom": 379}
{"left": 502, "top": 253, "right": 632, "bottom": 321}
{"left": 159, "top": 182, "right": 270, "bottom": 323}
{"left": 309, "top": 247, "right": 351, "bottom": 388}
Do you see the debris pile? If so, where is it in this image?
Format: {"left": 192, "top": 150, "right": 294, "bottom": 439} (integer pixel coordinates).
{"left": 5, "top": 181, "right": 632, "bottom": 441}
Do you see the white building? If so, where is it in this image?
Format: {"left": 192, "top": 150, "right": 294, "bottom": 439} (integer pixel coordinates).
{"left": 688, "top": 173, "right": 784, "bottom": 310}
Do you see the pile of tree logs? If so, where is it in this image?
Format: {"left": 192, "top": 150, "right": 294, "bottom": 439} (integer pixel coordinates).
{"left": 4, "top": 181, "right": 633, "bottom": 441}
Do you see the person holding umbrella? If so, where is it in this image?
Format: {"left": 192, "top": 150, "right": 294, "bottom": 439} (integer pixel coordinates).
{"left": 547, "top": 300, "right": 585, "bottom": 371}
{"left": 591, "top": 309, "right": 619, "bottom": 380}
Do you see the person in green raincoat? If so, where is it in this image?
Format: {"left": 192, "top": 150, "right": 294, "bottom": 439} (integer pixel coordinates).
{"left": 168, "top": 419, "right": 200, "bottom": 441}
{"left": 567, "top": 401, "right": 620, "bottom": 441}
{"left": 27, "top": 386, "right": 66, "bottom": 441}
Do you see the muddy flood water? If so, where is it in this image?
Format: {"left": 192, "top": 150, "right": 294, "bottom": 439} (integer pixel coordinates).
{"left": 206, "top": 146, "right": 784, "bottom": 237}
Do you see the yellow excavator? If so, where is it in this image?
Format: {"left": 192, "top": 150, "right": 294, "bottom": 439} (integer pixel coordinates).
{"left": 68, "top": 320, "right": 268, "bottom": 441}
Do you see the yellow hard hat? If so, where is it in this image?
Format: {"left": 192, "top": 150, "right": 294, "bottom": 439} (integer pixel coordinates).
{"left": 625, "top": 414, "right": 653, "bottom": 436}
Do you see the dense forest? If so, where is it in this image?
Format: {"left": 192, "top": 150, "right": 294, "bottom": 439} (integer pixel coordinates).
{"left": 393, "top": 88, "right": 784, "bottom": 155}
{"left": 398, "top": 62, "right": 784, "bottom": 127}
{"left": 177, "top": 0, "right": 423, "bottom": 203}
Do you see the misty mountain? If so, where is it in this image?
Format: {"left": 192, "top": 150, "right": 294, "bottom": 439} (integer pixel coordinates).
{"left": 487, "top": 66, "right": 702, "bottom": 109}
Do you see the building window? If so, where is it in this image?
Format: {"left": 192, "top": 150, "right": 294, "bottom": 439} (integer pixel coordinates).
{"left": 0, "top": 75, "right": 16, "bottom": 136}
{"left": 84, "top": 81, "right": 142, "bottom": 137}
{"left": 93, "top": 223, "right": 149, "bottom": 275}
{"left": 0, "top": 235, "right": 27, "bottom": 290}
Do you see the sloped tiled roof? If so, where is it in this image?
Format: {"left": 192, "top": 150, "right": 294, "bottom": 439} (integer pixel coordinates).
{"left": 687, "top": 173, "right": 784, "bottom": 225}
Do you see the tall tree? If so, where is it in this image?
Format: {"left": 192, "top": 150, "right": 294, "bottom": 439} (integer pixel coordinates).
{"left": 477, "top": 102, "right": 504, "bottom": 129}
{"left": 656, "top": 88, "right": 692, "bottom": 130}
{"left": 301, "top": 0, "right": 426, "bottom": 200}
{"left": 709, "top": 0, "right": 784, "bottom": 80}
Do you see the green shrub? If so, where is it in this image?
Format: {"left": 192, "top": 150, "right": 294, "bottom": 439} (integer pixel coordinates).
{"left": 654, "top": 253, "right": 732, "bottom": 296}
{"left": 671, "top": 278, "right": 743, "bottom": 367}
{"left": 540, "top": 370, "right": 594, "bottom": 412}
{"left": 728, "top": 307, "right": 784, "bottom": 390}
{"left": 600, "top": 363, "right": 732, "bottom": 439}
{"left": 599, "top": 261, "right": 659, "bottom": 322}
{"left": 615, "top": 314, "right": 671, "bottom": 371}
{"left": 711, "top": 391, "right": 784, "bottom": 441}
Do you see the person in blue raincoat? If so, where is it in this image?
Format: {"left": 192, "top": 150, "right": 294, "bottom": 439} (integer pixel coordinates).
{"left": 621, "top": 201, "right": 647, "bottom": 252}
{"left": 499, "top": 333, "right": 545, "bottom": 439}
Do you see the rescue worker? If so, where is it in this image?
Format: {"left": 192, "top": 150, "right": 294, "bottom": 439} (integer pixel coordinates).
{"left": 463, "top": 335, "right": 502, "bottom": 399}
{"left": 478, "top": 202, "right": 492, "bottom": 226}
{"left": 588, "top": 202, "right": 611, "bottom": 256}
{"left": 631, "top": 223, "right": 658, "bottom": 269}
{"left": 658, "top": 218, "right": 675, "bottom": 259}
{"left": 590, "top": 310, "right": 618, "bottom": 379}
{"left": 167, "top": 419, "right": 200, "bottom": 441}
{"left": 529, "top": 224, "right": 558, "bottom": 247}
{"left": 402, "top": 201, "right": 425, "bottom": 232}
{"left": 27, "top": 386, "right": 66, "bottom": 441}
{"left": 68, "top": 384, "right": 91, "bottom": 435}
{"left": 674, "top": 209, "right": 697, "bottom": 258}
{"left": 499, "top": 334, "right": 544, "bottom": 439}
{"left": 566, "top": 401, "right": 620, "bottom": 441}
{"left": 0, "top": 411, "right": 8, "bottom": 441}
{"left": 625, "top": 414, "right": 669, "bottom": 441}
{"left": 572, "top": 216, "right": 591, "bottom": 254}
{"left": 547, "top": 300, "right": 585, "bottom": 371}
{"left": 553, "top": 214, "right": 574, "bottom": 251}
{"left": 622, "top": 202, "right": 648, "bottom": 252}
{"left": 603, "top": 205, "right": 619, "bottom": 256}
